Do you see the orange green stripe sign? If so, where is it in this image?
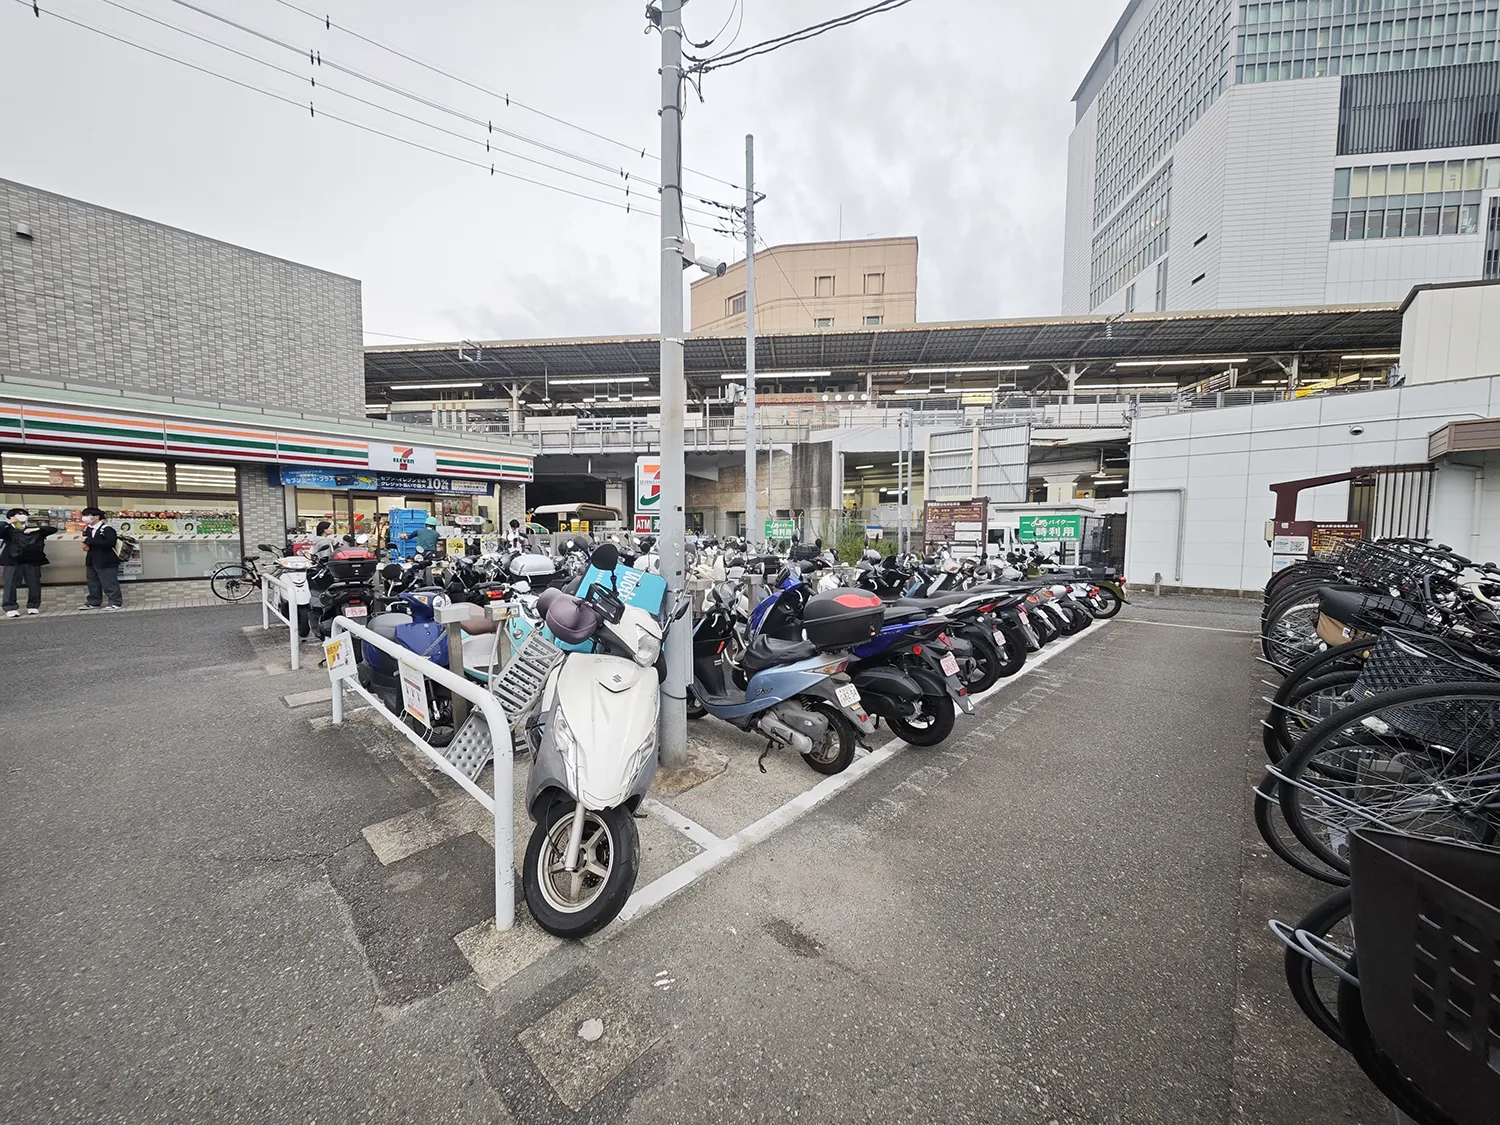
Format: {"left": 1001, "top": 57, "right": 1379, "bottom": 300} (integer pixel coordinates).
{"left": 0, "top": 400, "right": 531, "bottom": 480}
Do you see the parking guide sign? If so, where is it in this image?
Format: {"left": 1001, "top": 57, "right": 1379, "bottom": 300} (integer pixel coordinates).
{"left": 1019, "top": 514, "right": 1082, "bottom": 541}
{"left": 399, "top": 661, "right": 430, "bottom": 728}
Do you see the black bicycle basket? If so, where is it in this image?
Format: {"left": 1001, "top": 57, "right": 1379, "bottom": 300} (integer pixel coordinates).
{"left": 1349, "top": 828, "right": 1500, "bottom": 1125}
{"left": 1352, "top": 628, "right": 1500, "bottom": 746}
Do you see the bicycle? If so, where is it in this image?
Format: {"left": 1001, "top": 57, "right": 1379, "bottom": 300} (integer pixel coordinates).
{"left": 208, "top": 543, "right": 284, "bottom": 602}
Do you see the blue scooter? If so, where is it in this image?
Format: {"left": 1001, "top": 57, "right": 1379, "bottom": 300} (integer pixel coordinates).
{"left": 748, "top": 568, "right": 975, "bottom": 746}
{"left": 691, "top": 595, "right": 877, "bottom": 775}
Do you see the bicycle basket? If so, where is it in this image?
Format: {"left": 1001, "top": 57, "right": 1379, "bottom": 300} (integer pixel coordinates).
{"left": 1337, "top": 541, "right": 1451, "bottom": 604}
{"left": 1349, "top": 828, "right": 1500, "bottom": 1125}
{"left": 1352, "top": 629, "right": 1500, "bottom": 745}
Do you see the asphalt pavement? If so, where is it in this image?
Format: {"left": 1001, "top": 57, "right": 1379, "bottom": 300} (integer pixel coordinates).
{"left": 0, "top": 596, "right": 1388, "bottom": 1123}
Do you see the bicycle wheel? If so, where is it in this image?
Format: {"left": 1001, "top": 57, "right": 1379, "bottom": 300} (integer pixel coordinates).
{"left": 1262, "top": 589, "right": 1325, "bottom": 667}
{"left": 1263, "top": 642, "right": 1369, "bottom": 762}
{"left": 1282, "top": 887, "right": 1354, "bottom": 1048}
{"left": 1279, "top": 682, "right": 1500, "bottom": 874}
{"left": 1254, "top": 770, "right": 1348, "bottom": 885}
{"left": 210, "top": 564, "right": 257, "bottom": 602}
{"left": 1265, "top": 670, "right": 1361, "bottom": 763}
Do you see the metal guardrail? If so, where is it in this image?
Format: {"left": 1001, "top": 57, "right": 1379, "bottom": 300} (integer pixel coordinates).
{"left": 260, "top": 571, "right": 301, "bottom": 671}
{"left": 328, "top": 614, "right": 516, "bottom": 933}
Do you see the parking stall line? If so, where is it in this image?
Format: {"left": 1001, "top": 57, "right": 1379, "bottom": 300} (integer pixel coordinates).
{"left": 592, "top": 619, "right": 1112, "bottom": 940}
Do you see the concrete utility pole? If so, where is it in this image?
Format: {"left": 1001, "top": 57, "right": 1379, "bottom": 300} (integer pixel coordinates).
{"left": 656, "top": 0, "right": 689, "bottom": 766}
{"left": 743, "top": 134, "right": 757, "bottom": 548}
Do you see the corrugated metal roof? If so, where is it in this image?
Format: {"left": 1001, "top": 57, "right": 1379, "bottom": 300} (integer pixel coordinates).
{"left": 365, "top": 303, "right": 1404, "bottom": 395}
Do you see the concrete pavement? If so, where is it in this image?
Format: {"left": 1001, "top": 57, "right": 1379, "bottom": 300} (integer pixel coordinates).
{"left": 0, "top": 598, "right": 1387, "bottom": 1122}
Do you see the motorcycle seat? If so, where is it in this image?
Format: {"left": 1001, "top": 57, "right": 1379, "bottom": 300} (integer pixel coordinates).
{"left": 891, "top": 591, "right": 975, "bottom": 609}
{"left": 740, "top": 634, "right": 820, "bottom": 675}
{"left": 881, "top": 605, "right": 930, "bottom": 623}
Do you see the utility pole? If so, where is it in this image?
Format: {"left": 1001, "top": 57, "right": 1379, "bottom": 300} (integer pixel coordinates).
{"left": 656, "top": 0, "right": 688, "bottom": 766}
{"left": 743, "top": 134, "right": 757, "bottom": 549}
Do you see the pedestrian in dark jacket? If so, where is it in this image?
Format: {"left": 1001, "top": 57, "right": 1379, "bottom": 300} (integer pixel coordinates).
{"left": 2, "top": 507, "right": 59, "bottom": 617}
{"left": 81, "top": 506, "right": 124, "bottom": 610}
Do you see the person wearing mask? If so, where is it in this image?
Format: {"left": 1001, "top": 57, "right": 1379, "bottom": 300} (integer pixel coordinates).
{"left": 308, "top": 520, "right": 337, "bottom": 562}
{"left": 1, "top": 508, "right": 59, "bottom": 617}
{"left": 80, "top": 507, "right": 124, "bottom": 610}
{"left": 400, "top": 514, "right": 441, "bottom": 555}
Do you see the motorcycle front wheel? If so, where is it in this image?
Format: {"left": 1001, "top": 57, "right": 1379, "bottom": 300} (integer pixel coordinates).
{"left": 524, "top": 802, "right": 640, "bottom": 939}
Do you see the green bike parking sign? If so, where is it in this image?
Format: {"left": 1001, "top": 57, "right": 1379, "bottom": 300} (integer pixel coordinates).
{"left": 1019, "top": 514, "right": 1082, "bottom": 541}
{"left": 764, "top": 518, "right": 796, "bottom": 540}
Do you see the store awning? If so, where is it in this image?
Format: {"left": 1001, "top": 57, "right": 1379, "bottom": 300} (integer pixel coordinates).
{"left": 0, "top": 370, "right": 533, "bottom": 482}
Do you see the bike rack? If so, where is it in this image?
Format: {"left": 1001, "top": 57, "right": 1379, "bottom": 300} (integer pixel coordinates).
{"left": 260, "top": 571, "right": 301, "bottom": 671}
{"left": 328, "top": 614, "right": 515, "bottom": 933}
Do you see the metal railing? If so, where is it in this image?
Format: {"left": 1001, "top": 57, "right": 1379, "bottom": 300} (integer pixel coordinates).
{"left": 329, "top": 614, "right": 516, "bottom": 933}
{"left": 260, "top": 571, "right": 302, "bottom": 670}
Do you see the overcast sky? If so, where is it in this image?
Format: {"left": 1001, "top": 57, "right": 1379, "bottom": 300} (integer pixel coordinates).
{"left": 1, "top": 0, "right": 1122, "bottom": 343}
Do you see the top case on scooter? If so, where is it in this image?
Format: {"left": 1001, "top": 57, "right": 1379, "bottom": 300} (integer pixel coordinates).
{"left": 802, "top": 589, "right": 885, "bottom": 650}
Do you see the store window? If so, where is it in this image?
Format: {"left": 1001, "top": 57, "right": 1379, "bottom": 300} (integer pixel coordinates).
{"left": 0, "top": 453, "right": 241, "bottom": 585}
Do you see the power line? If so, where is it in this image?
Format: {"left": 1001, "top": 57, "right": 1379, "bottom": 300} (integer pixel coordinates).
{"left": 754, "top": 230, "right": 822, "bottom": 328}
{"left": 89, "top": 0, "right": 672, "bottom": 211}
{"left": 156, "top": 0, "right": 733, "bottom": 220}
{"left": 263, "top": 0, "right": 744, "bottom": 193}
{"left": 16, "top": 1, "right": 663, "bottom": 217}
{"left": 688, "top": 0, "right": 915, "bottom": 74}
{"left": 687, "top": 0, "right": 738, "bottom": 50}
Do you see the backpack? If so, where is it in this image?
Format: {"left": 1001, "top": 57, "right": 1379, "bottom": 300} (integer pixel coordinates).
{"left": 114, "top": 532, "right": 138, "bottom": 564}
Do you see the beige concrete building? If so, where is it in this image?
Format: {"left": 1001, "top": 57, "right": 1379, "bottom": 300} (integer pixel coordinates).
{"left": 690, "top": 236, "right": 917, "bottom": 333}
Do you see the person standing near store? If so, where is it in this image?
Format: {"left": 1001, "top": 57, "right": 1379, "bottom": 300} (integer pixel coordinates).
{"left": 1, "top": 508, "right": 59, "bottom": 617}
{"left": 80, "top": 507, "right": 123, "bottom": 610}
{"left": 402, "top": 515, "right": 441, "bottom": 555}
{"left": 308, "top": 520, "right": 337, "bottom": 562}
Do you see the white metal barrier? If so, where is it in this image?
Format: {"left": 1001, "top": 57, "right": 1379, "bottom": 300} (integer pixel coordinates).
{"left": 260, "top": 571, "right": 301, "bottom": 670}
{"left": 327, "top": 614, "right": 515, "bottom": 932}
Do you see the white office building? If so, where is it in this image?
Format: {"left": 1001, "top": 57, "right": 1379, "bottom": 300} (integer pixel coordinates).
{"left": 1062, "top": 0, "right": 1500, "bottom": 315}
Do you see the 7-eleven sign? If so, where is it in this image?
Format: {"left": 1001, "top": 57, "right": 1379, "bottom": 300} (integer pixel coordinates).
{"left": 635, "top": 455, "right": 661, "bottom": 534}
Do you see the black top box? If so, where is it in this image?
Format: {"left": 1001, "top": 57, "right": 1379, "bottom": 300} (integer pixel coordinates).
{"left": 803, "top": 588, "right": 885, "bottom": 651}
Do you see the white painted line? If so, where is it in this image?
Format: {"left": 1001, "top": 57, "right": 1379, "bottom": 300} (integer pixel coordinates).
{"left": 1122, "top": 618, "right": 1256, "bottom": 635}
{"left": 640, "top": 797, "right": 722, "bottom": 852}
{"left": 591, "top": 618, "right": 1111, "bottom": 941}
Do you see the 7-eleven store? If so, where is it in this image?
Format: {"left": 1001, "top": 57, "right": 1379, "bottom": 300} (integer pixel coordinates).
{"left": 0, "top": 375, "right": 532, "bottom": 593}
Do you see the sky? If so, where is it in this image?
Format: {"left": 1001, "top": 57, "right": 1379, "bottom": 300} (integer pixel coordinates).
{"left": 0, "top": 0, "right": 1123, "bottom": 344}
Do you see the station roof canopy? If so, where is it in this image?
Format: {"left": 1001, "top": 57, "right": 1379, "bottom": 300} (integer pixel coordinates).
{"left": 365, "top": 302, "right": 1405, "bottom": 403}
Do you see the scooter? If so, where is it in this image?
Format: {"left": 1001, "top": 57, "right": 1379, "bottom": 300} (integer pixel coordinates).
{"left": 268, "top": 551, "right": 313, "bottom": 638}
{"left": 522, "top": 543, "right": 680, "bottom": 938}
{"left": 308, "top": 545, "right": 378, "bottom": 640}
{"left": 691, "top": 588, "right": 878, "bottom": 775}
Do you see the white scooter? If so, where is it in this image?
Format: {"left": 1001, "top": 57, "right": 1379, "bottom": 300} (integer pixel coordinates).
{"left": 521, "top": 543, "right": 685, "bottom": 938}
{"left": 271, "top": 552, "right": 313, "bottom": 638}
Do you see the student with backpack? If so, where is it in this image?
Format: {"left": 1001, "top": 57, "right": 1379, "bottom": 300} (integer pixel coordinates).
{"left": 81, "top": 507, "right": 125, "bottom": 610}
{"left": 1, "top": 507, "right": 59, "bottom": 617}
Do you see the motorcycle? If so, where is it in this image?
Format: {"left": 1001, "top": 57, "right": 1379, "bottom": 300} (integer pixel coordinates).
{"left": 521, "top": 543, "right": 680, "bottom": 938}
{"left": 690, "top": 583, "right": 878, "bottom": 775}
{"left": 308, "top": 545, "right": 378, "bottom": 640}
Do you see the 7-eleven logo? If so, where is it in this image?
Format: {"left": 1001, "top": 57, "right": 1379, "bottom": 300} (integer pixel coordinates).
{"left": 637, "top": 458, "right": 661, "bottom": 508}
{"left": 392, "top": 446, "right": 415, "bottom": 469}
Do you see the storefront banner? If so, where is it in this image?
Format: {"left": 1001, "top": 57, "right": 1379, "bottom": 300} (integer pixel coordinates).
{"left": 272, "top": 467, "right": 489, "bottom": 495}
{"left": 114, "top": 515, "right": 237, "bottom": 538}
{"left": 369, "top": 442, "right": 437, "bottom": 475}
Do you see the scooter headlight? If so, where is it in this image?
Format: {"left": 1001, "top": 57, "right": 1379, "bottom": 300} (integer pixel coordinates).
{"left": 633, "top": 626, "right": 661, "bottom": 667}
{"left": 552, "top": 706, "right": 579, "bottom": 769}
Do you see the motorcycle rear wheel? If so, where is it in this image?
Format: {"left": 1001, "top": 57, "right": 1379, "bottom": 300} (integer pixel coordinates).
{"left": 801, "top": 700, "right": 856, "bottom": 775}
{"left": 886, "top": 694, "right": 955, "bottom": 747}
{"left": 1091, "top": 588, "right": 1122, "bottom": 618}
{"left": 524, "top": 802, "right": 639, "bottom": 939}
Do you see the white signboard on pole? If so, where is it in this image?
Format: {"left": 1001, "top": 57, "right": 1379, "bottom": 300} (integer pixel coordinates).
{"left": 399, "top": 661, "right": 431, "bottom": 727}
{"left": 322, "top": 635, "right": 357, "bottom": 681}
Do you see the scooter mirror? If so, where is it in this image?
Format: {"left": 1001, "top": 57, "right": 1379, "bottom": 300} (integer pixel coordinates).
{"left": 590, "top": 542, "right": 619, "bottom": 572}
{"left": 381, "top": 562, "right": 402, "bottom": 582}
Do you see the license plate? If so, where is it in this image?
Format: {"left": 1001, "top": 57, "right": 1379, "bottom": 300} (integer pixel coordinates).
{"left": 1019, "top": 610, "right": 1030, "bottom": 624}
{"left": 344, "top": 605, "right": 368, "bottom": 617}
{"left": 835, "top": 683, "right": 862, "bottom": 709}
{"left": 939, "top": 652, "right": 960, "bottom": 677}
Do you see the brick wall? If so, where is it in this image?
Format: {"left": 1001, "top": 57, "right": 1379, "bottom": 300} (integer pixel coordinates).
{"left": 0, "top": 179, "right": 363, "bottom": 416}
{"left": 498, "top": 483, "right": 527, "bottom": 528}
{"left": 685, "top": 452, "right": 794, "bottom": 536}
{"left": 240, "top": 468, "right": 290, "bottom": 553}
